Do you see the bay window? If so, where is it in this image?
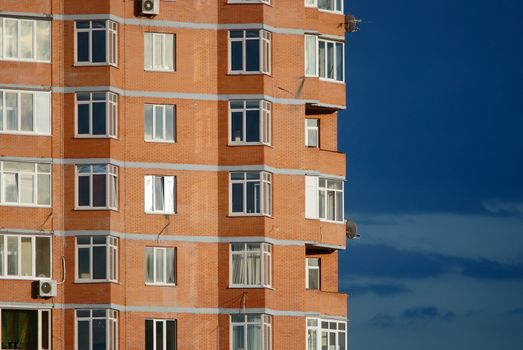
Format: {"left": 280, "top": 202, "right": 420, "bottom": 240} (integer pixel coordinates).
{"left": 307, "top": 318, "right": 347, "bottom": 350}
{"left": 76, "top": 92, "right": 118, "bottom": 138}
{"left": 76, "top": 236, "right": 118, "bottom": 282}
{"left": 318, "top": 0, "right": 343, "bottom": 13}
{"left": 75, "top": 20, "right": 117, "bottom": 65}
{"left": 318, "top": 38, "right": 344, "bottom": 82}
{"left": 145, "top": 247, "right": 176, "bottom": 285}
{"left": 0, "top": 234, "right": 51, "bottom": 279}
{"left": 0, "top": 161, "right": 51, "bottom": 207}
{"left": 230, "top": 243, "right": 271, "bottom": 288}
{"left": 229, "top": 100, "right": 271, "bottom": 145}
{"left": 305, "top": 176, "right": 344, "bottom": 222}
{"left": 229, "top": 30, "right": 271, "bottom": 74}
{"left": 0, "top": 309, "right": 51, "bottom": 350}
{"left": 231, "top": 314, "right": 272, "bottom": 350}
{"left": 305, "top": 35, "right": 317, "bottom": 76}
{"left": 0, "top": 89, "right": 51, "bottom": 135}
{"left": 76, "top": 164, "right": 118, "bottom": 210}
{"left": 0, "top": 17, "right": 51, "bottom": 62}
{"left": 76, "top": 309, "right": 118, "bottom": 350}
{"left": 144, "top": 104, "right": 176, "bottom": 142}
{"left": 230, "top": 172, "right": 272, "bottom": 216}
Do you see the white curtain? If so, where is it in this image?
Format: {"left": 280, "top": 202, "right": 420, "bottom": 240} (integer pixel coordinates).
{"left": 164, "top": 176, "right": 175, "bottom": 213}
{"left": 247, "top": 324, "right": 262, "bottom": 350}
{"left": 246, "top": 253, "right": 261, "bottom": 285}
{"left": 232, "top": 254, "right": 245, "bottom": 285}
{"left": 144, "top": 176, "right": 153, "bottom": 212}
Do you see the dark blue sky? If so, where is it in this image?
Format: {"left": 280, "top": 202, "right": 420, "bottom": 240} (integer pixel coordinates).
{"left": 338, "top": 0, "right": 523, "bottom": 349}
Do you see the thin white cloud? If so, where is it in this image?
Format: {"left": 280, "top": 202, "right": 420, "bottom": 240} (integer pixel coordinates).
{"left": 482, "top": 199, "right": 523, "bottom": 217}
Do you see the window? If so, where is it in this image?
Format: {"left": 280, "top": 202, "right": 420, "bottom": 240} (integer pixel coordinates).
{"left": 145, "top": 319, "right": 176, "bottom": 350}
{"left": 144, "top": 33, "right": 175, "bottom": 71}
{"left": 306, "top": 258, "right": 320, "bottom": 289}
{"left": 305, "top": 0, "right": 318, "bottom": 7}
{"left": 0, "top": 309, "right": 51, "bottom": 350}
{"left": 305, "top": 176, "right": 344, "bottom": 222}
{"left": 307, "top": 318, "right": 347, "bottom": 350}
{"left": 229, "top": 100, "right": 271, "bottom": 145}
{"left": 305, "top": 35, "right": 317, "bottom": 76}
{"left": 76, "top": 236, "right": 118, "bottom": 282}
{"left": 0, "top": 235, "right": 51, "bottom": 279}
{"left": 230, "top": 172, "right": 272, "bottom": 216}
{"left": 228, "top": 0, "right": 272, "bottom": 4}
{"left": 76, "top": 92, "right": 117, "bottom": 138}
{"left": 0, "top": 89, "right": 51, "bottom": 135}
{"left": 229, "top": 30, "right": 271, "bottom": 74}
{"left": 145, "top": 247, "right": 176, "bottom": 285}
{"left": 76, "top": 164, "right": 118, "bottom": 210}
{"left": 305, "top": 119, "right": 319, "bottom": 147}
{"left": 231, "top": 314, "right": 272, "bottom": 350}
{"left": 0, "top": 161, "right": 51, "bottom": 207}
{"left": 230, "top": 243, "right": 271, "bottom": 288}
{"left": 318, "top": 39, "right": 344, "bottom": 82}
{"left": 0, "top": 17, "right": 51, "bottom": 62}
{"left": 76, "top": 309, "right": 118, "bottom": 350}
{"left": 144, "top": 176, "right": 176, "bottom": 214}
{"left": 144, "top": 104, "right": 176, "bottom": 142}
{"left": 75, "top": 20, "right": 117, "bottom": 65}
{"left": 318, "top": 0, "right": 343, "bottom": 13}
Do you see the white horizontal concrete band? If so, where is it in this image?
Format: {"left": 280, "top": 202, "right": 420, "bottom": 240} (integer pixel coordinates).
{"left": 0, "top": 301, "right": 347, "bottom": 320}
{"left": 0, "top": 156, "right": 346, "bottom": 180}
{"left": 0, "top": 11, "right": 52, "bottom": 19}
{"left": 0, "top": 84, "right": 51, "bottom": 91}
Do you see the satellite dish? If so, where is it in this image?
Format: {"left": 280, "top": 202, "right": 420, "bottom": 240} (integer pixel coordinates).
{"left": 344, "top": 14, "right": 361, "bottom": 33}
{"left": 346, "top": 219, "right": 360, "bottom": 240}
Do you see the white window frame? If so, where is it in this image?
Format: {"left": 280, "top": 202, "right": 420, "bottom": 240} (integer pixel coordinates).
{"left": 228, "top": 0, "right": 272, "bottom": 4}
{"left": 0, "top": 308, "right": 51, "bottom": 350}
{"left": 75, "top": 309, "right": 118, "bottom": 350}
{"left": 305, "top": 257, "right": 320, "bottom": 290}
{"left": 230, "top": 314, "right": 272, "bottom": 350}
{"left": 144, "top": 32, "right": 175, "bottom": 72}
{"left": 228, "top": 100, "right": 271, "bottom": 145}
{"left": 0, "top": 89, "right": 51, "bottom": 135}
{"left": 74, "top": 20, "right": 118, "bottom": 66}
{"left": 75, "top": 236, "right": 118, "bottom": 283}
{"left": 75, "top": 164, "right": 118, "bottom": 210}
{"left": 305, "top": 176, "right": 344, "bottom": 222}
{"left": 305, "top": 34, "right": 318, "bottom": 76}
{"left": 0, "top": 161, "right": 52, "bottom": 207}
{"left": 0, "top": 17, "right": 51, "bottom": 63}
{"left": 145, "top": 246, "right": 177, "bottom": 286}
{"left": 228, "top": 30, "right": 271, "bottom": 74}
{"left": 145, "top": 319, "right": 177, "bottom": 350}
{"left": 317, "top": 0, "right": 344, "bottom": 14}
{"left": 306, "top": 318, "right": 347, "bottom": 350}
{"left": 144, "top": 175, "right": 176, "bottom": 214}
{"left": 229, "top": 243, "right": 272, "bottom": 288}
{"left": 144, "top": 104, "right": 176, "bottom": 143}
{"left": 305, "top": 118, "right": 319, "bottom": 147}
{"left": 229, "top": 171, "right": 272, "bottom": 216}
{"left": 318, "top": 38, "right": 345, "bottom": 83}
{"left": 0, "top": 234, "right": 52, "bottom": 280}
{"left": 305, "top": 0, "right": 318, "bottom": 8}
{"left": 75, "top": 92, "right": 118, "bottom": 138}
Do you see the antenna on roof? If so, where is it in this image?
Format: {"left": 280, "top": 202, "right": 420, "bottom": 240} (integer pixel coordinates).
{"left": 344, "top": 14, "right": 362, "bottom": 33}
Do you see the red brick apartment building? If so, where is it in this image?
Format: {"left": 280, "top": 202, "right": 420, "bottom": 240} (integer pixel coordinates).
{"left": 0, "top": 0, "right": 347, "bottom": 349}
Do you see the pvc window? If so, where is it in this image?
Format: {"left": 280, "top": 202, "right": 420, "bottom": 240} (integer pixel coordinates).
{"left": 76, "top": 92, "right": 118, "bottom": 138}
{"left": 145, "top": 247, "right": 176, "bottom": 285}
{"left": 0, "top": 17, "right": 51, "bottom": 62}
{"left": 305, "top": 0, "right": 318, "bottom": 7}
{"left": 305, "top": 119, "right": 319, "bottom": 147}
{"left": 145, "top": 319, "right": 177, "bottom": 350}
{"left": 229, "top": 100, "right": 271, "bottom": 145}
{"left": 306, "top": 318, "right": 347, "bottom": 350}
{"left": 75, "top": 20, "right": 118, "bottom": 66}
{"left": 76, "top": 309, "right": 118, "bottom": 350}
{"left": 317, "top": 0, "right": 343, "bottom": 13}
{"left": 76, "top": 236, "right": 118, "bottom": 282}
{"left": 144, "top": 33, "right": 175, "bottom": 71}
{"left": 76, "top": 164, "right": 118, "bottom": 210}
{"left": 318, "top": 38, "right": 344, "bottom": 82}
{"left": 319, "top": 178, "right": 344, "bottom": 222}
{"left": 231, "top": 314, "right": 272, "bottom": 350}
{"left": 0, "top": 234, "right": 51, "bottom": 279}
{"left": 229, "top": 30, "right": 271, "bottom": 74}
{"left": 0, "top": 309, "right": 51, "bottom": 350}
{"left": 230, "top": 243, "right": 272, "bottom": 288}
{"left": 306, "top": 258, "right": 320, "bottom": 289}
{"left": 144, "top": 175, "right": 176, "bottom": 214}
{"left": 144, "top": 104, "right": 176, "bottom": 142}
{"left": 0, "top": 89, "right": 51, "bottom": 135}
{"left": 230, "top": 172, "right": 272, "bottom": 216}
{"left": 304, "top": 35, "right": 318, "bottom": 76}
{"left": 0, "top": 161, "right": 51, "bottom": 207}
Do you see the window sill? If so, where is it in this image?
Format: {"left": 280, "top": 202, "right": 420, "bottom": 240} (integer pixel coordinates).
{"left": 228, "top": 214, "right": 273, "bottom": 218}
{"left": 74, "top": 135, "right": 119, "bottom": 140}
{"left": 0, "top": 276, "right": 52, "bottom": 281}
{"left": 144, "top": 68, "right": 176, "bottom": 73}
{"left": 144, "top": 139, "right": 176, "bottom": 144}
{"left": 74, "top": 62, "right": 116, "bottom": 67}
{"left": 227, "top": 142, "right": 273, "bottom": 148}
{"left": 74, "top": 207, "right": 119, "bottom": 212}
{"left": 0, "top": 132, "right": 51, "bottom": 137}
{"left": 229, "top": 285, "right": 274, "bottom": 290}
{"left": 0, "top": 203, "right": 51, "bottom": 209}
{"left": 319, "top": 78, "right": 345, "bottom": 84}
{"left": 0, "top": 58, "right": 51, "bottom": 64}
{"left": 74, "top": 280, "right": 119, "bottom": 284}
{"left": 145, "top": 282, "right": 177, "bottom": 287}
{"left": 227, "top": 72, "right": 272, "bottom": 77}
{"left": 145, "top": 211, "right": 176, "bottom": 216}
{"left": 227, "top": 1, "right": 272, "bottom": 6}
{"left": 317, "top": 8, "right": 344, "bottom": 15}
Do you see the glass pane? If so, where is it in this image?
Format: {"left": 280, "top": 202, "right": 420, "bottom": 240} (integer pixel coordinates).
{"left": 156, "top": 321, "right": 164, "bottom": 350}
{"left": 247, "top": 324, "right": 262, "bottom": 350}
{"left": 308, "top": 129, "right": 319, "bottom": 147}
{"left": 5, "top": 173, "right": 18, "bottom": 203}
{"left": 154, "top": 177, "right": 164, "bottom": 211}
{"left": 77, "top": 32, "right": 89, "bottom": 62}
{"left": 339, "top": 331, "right": 346, "bottom": 350}
{"left": 246, "top": 182, "right": 260, "bottom": 214}
{"left": 5, "top": 20, "right": 18, "bottom": 58}
{"left": 154, "top": 34, "right": 163, "bottom": 68}
{"left": 308, "top": 268, "right": 319, "bottom": 289}
{"left": 166, "top": 248, "right": 175, "bottom": 284}
{"left": 0, "top": 237, "right": 3, "bottom": 275}
{"left": 145, "top": 320, "right": 154, "bottom": 350}
{"left": 231, "top": 183, "right": 244, "bottom": 213}
{"left": 245, "top": 110, "right": 260, "bottom": 142}
{"left": 37, "top": 173, "right": 51, "bottom": 205}
{"left": 321, "top": 331, "right": 328, "bottom": 350}
{"left": 232, "top": 325, "right": 244, "bottom": 350}
{"left": 92, "top": 102, "right": 107, "bottom": 135}
{"left": 319, "top": 190, "right": 325, "bottom": 219}
{"left": 6, "top": 92, "right": 18, "bottom": 131}
{"left": 0, "top": 92, "right": 3, "bottom": 130}
{"left": 144, "top": 105, "right": 153, "bottom": 140}
{"left": 20, "top": 174, "right": 34, "bottom": 204}
{"left": 231, "top": 111, "right": 243, "bottom": 142}
{"left": 165, "top": 34, "right": 174, "bottom": 70}
{"left": 42, "top": 311, "right": 50, "bottom": 350}
{"left": 231, "top": 41, "right": 243, "bottom": 71}
{"left": 145, "top": 248, "right": 154, "bottom": 283}
{"left": 336, "top": 191, "right": 343, "bottom": 221}
{"left": 154, "top": 106, "right": 164, "bottom": 139}
{"left": 36, "top": 237, "right": 51, "bottom": 277}
{"left": 144, "top": 33, "right": 152, "bottom": 69}
{"left": 78, "top": 176, "right": 90, "bottom": 206}
{"left": 156, "top": 249, "right": 165, "bottom": 283}
{"left": 327, "top": 43, "right": 335, "bottom": 79}
{"left": 327, "top": 190, "right": 335, "bottom": 221}
{"left": 246, "top": 253, "right": 261, "bottom": 285}
{"left": 230, "top": 30, "right": 243, "bottom": 38}
{"left": 20, "top": 21, "right": 34, "bottom": 59}
{"left": 93, "top": 246, "right": 107, "bottom": 279}
{"left": 92, "top": 318, "right": 107, "bottom": 349}
{"left": 92, "top": 21, "right": 106, "bottom": 29}
{"left": 246, "top": 39, "right": 260, "bottom": 71}
{"left": 232, "top": 254, "right": 245, "bottom": 285}
{"left": 318, "top": 41, "right": 325, "bottom": 78}
{"left": 78, "top": 247, "right": 90, "bottom": 279}
{"left": 92, "top": 174, "right": 107, "bottom": 207}
{"left": 166, "top": 321, "right": 176, "bottom": 350}
{"left": 7, "top": 236, "right": 19, "bottom": 275}
{"left": 336, "top": 43, "right": 344, "bottom": 81}
{"left": 165, "top": 106, "right": 175, "bottom": 141}
{"left": 1, "top": 310, "right": 39, "bottom": 349}
{"left": 92, "top": 29, "right": 107, "bottom": 63}
{"left": 36, "top": 21, "right": 51, "bottom": 61}
{"left": 306, "top": 36, "right": 317, "bottom": 75}
{"left": 20, "top": 237, "right": 32, "bottom": 276}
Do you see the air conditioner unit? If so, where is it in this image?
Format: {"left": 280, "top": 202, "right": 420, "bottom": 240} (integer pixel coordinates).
{"left": 142, "top": 0, "right": 160, "bottom": 15}
{"left": 38, "top": 280, "right": 57, "bottom": 298}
